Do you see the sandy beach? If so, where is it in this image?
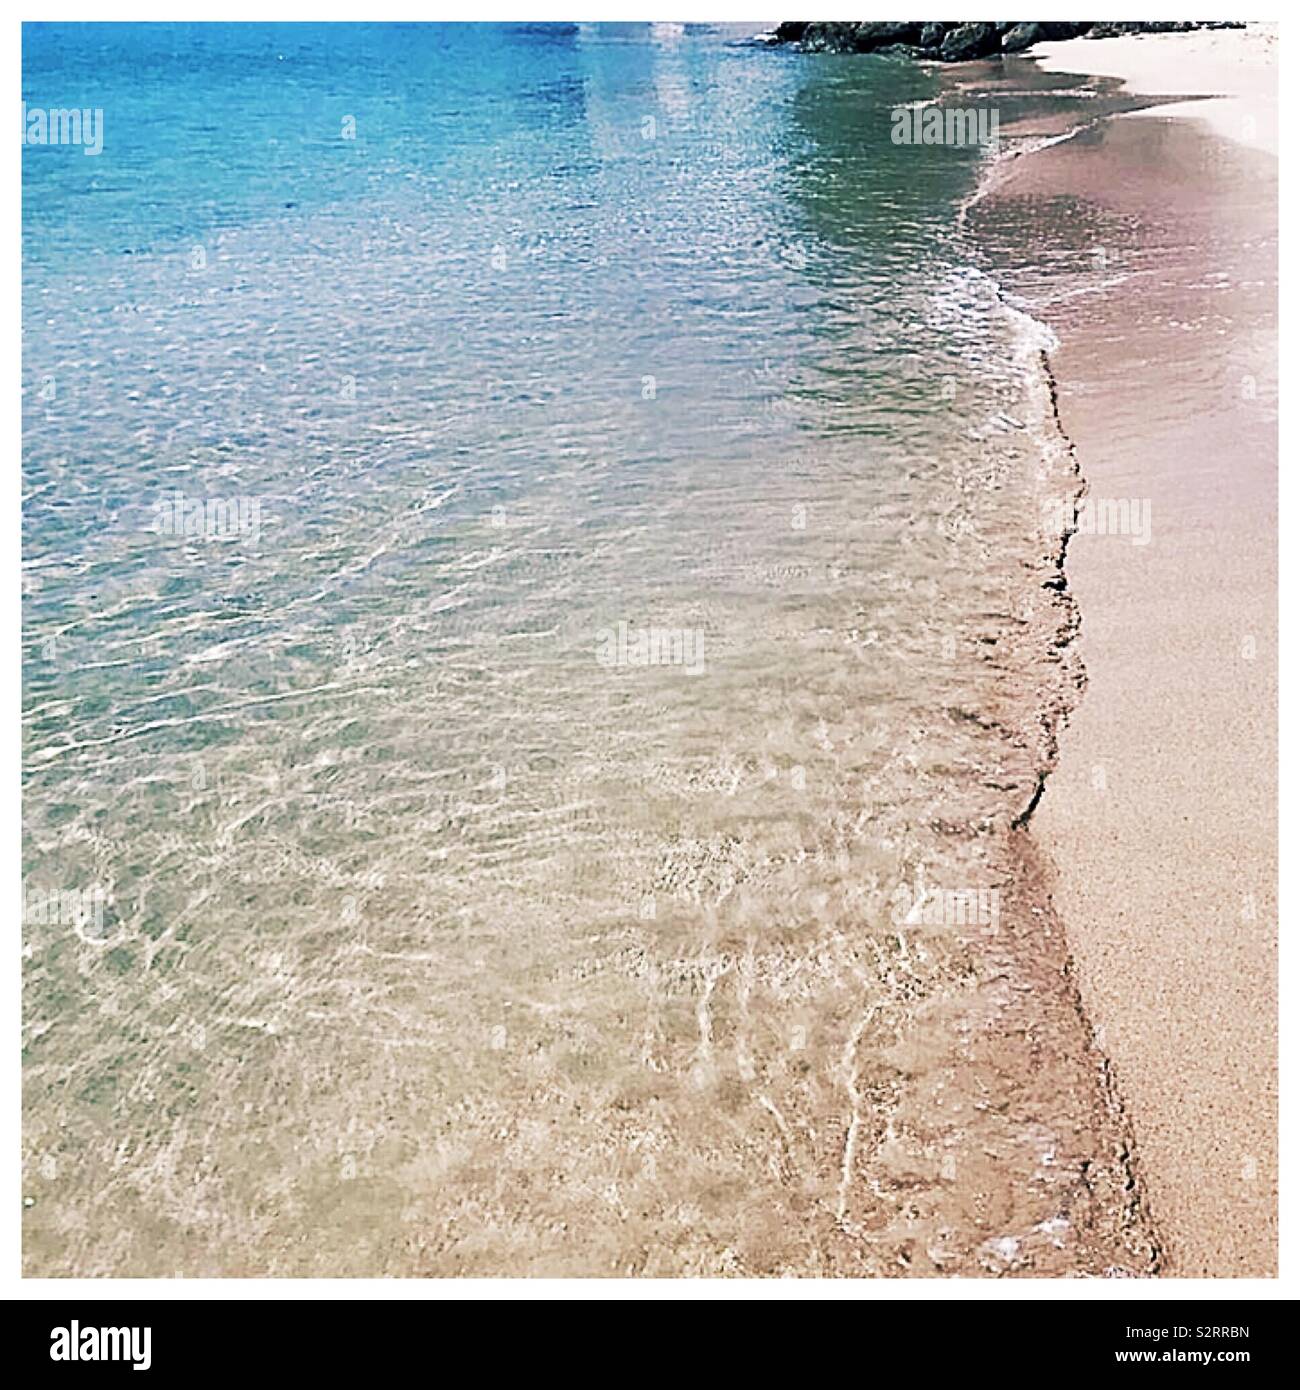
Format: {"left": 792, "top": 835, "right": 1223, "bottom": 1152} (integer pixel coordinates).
{"left": 986, "top": 26, "right": 1278, "bottom": 1275}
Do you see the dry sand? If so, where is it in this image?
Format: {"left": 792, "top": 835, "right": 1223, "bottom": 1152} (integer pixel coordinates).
{"left": 1008, "top": 28, "right": 1278, "bottom": 1274}
{"left": 1035, "top": 25, "right": 1278, "bottom": 157}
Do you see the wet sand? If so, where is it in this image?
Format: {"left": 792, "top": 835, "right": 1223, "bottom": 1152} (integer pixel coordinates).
{"left": 978, "top": 31, "right": 1278, "bottom": 1275}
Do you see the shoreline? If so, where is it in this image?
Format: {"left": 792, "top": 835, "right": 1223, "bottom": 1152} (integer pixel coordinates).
{"left": 979, "top": 26, "right": 1278, "bottom": 1274}
{"left": 1034, "top": 26, "right": 1278, "bottom": 157}
{"left": 19, "top": 20, "right": 1276, "bottom": 1280}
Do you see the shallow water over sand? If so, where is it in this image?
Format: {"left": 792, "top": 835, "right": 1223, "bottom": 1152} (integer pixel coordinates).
{"left": 24, "top": 24, "right": 1154, "bottom": 1275}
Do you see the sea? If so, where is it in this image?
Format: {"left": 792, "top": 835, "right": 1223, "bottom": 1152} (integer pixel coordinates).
{"left": 22, "top": 22, "right": 1153, "bottom": 1276}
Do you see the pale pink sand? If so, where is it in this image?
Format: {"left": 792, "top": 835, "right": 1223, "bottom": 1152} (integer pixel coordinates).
{"left": 1035, "top": 23, "right": 1278, "bottom": 156}
{"left": 1020, "top": 29, "right": 1278, "bottom": 1274}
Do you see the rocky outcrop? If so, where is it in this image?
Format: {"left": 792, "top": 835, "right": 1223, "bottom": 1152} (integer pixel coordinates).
{"left": 770, "top": 20, "right": 1244, "bottom": 62}
{"left": 1000, "top": 23, "right": 1049, "bottom": 54}
{"left": 939, "top": 23, "right": 1001, "bottom": 61}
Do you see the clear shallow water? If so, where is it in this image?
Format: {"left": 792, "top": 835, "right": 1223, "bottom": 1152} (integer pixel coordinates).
{"left": 24, "top": 23, "right": 1146, "bottom": 1275}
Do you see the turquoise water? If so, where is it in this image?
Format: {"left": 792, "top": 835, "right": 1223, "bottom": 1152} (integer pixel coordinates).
{"left": 23, "top": 24, "right": 1117, "bottom": 1276}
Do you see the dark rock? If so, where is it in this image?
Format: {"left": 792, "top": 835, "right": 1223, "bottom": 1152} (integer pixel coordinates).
{"left": 1001, "top": 22, "right": 1043, "bottom": 52}
{"left": 919, "top": 22, "right": 946, "bottom": 50}
{"left": 1039, "top": 22, "right": 1095, "bottom": 41}
{"left": 939, "top": 22, "right": 1001, "bottom": 62}
{"left": 1000, "top": 21, "right": 1093, "bottom": 52}
{"left": 1085, "top": 21, "right": 1219, "bottom": 40}
{"left": 850, "top": 22, "right": 926, "bottom": 51}
{"left": 1006, "top": 22, "right": 1089, "bottom": 52}
{"left": 768, "top": 20, "right": 1247, "bottom": 61}
{"left": 800, "top": 22, "right": 858, "bottom": 52}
